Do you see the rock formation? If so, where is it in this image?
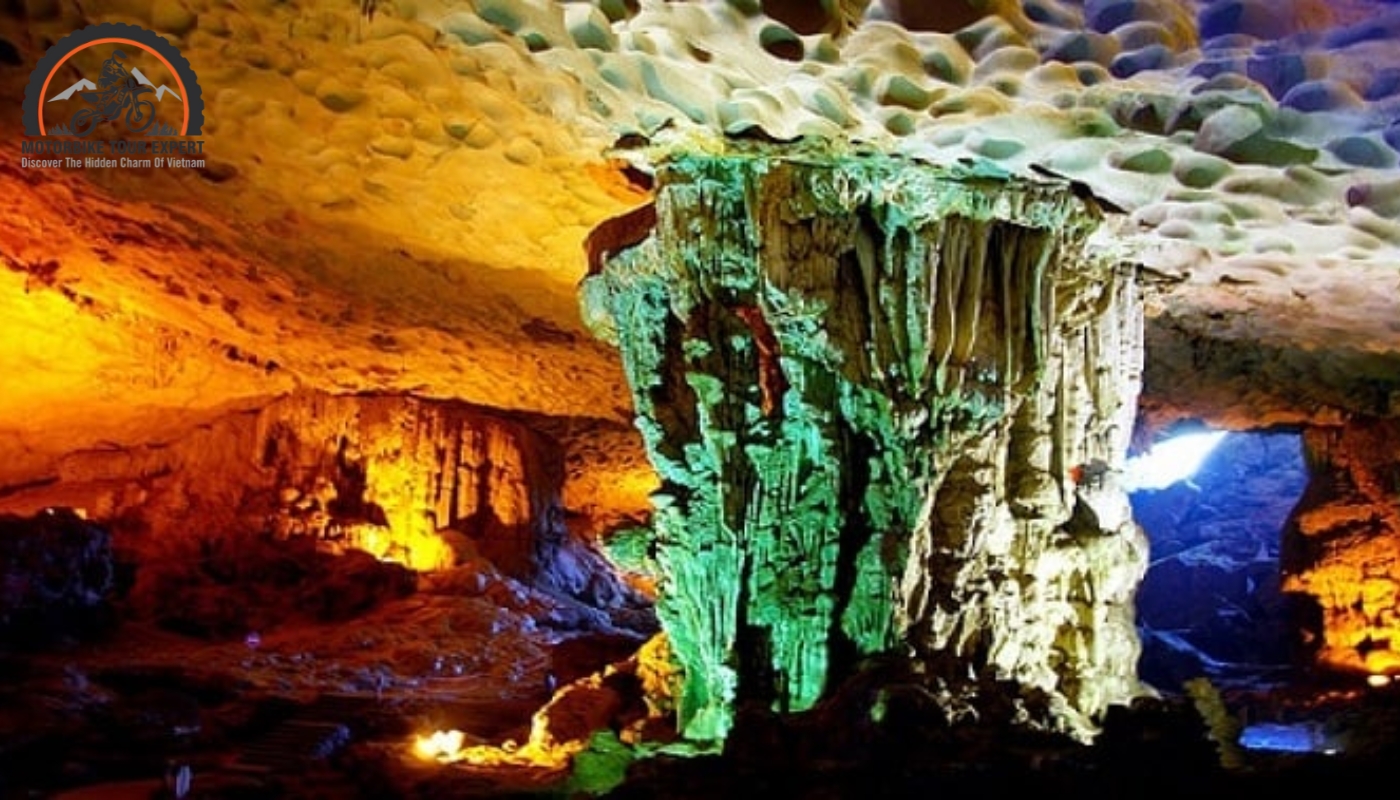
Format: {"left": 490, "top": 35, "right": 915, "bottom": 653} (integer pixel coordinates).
{"left": 0, "top": 507, "right": 115, "bottom": 648}
{"left": 1283, "top": 418, "right": 1400, "bottom": 675}
{"left": 1, "top": 0, "right": 1400, "bottom": 785}
{"left": 5, "top": 391, "right": 641, "bottom": 613}
{"left": 585, "top": 144, "right": 1146, "bottom": 742}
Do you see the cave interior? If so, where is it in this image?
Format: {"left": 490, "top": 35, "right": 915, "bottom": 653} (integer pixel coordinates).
{"left": 3, "top": 0, "right": 1400, "bottom": 797}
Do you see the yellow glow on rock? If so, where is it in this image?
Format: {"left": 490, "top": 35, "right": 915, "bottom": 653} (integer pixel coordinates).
{"left": 413, "top": 729, "right": 466, "bottom": 762}
{"left": 1284, "top": 524, "right": 1400, "bottom": 674}
{"left": 412, "top": 716, "right": 579, "bottom": 770}
{"left": 343, "top": 519, "right": 451, "bottom": 572}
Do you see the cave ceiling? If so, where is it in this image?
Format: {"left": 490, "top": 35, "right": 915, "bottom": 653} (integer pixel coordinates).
{"left": 1, "top": 0, "right": 1399, "bottom": 517}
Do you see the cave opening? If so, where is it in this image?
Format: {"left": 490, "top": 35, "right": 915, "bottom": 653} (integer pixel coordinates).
{"left": 1129, "top": 425, "right": 1310, "bottom": 693}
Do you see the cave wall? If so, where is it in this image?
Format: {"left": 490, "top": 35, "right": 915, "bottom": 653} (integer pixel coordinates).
{"left": 1283, "top": 417, "right": 1400, "bottom": 674}
{"left": 249, "top": 391, "right": 565, "bottom": 576}
{"left": 0, "top": 391, "right": 598, "bottom": 589}
{"left": 583, "top": 147, "right": 1147, "bottom": 742}
{"left": 1139, "top": 311, "right": 1400, "bottom": 437}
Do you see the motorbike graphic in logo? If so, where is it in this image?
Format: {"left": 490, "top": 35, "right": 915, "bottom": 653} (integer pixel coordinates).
{"left": 68, "top": 49, "right": 160, "bottom": 136}
{"left": 22, "top": 22, "right": 204, "bottom": 137}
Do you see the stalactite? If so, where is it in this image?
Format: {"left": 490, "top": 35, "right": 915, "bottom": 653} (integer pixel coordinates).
{"left": 583, "top": 145, "right": 1146, "bottom": 744}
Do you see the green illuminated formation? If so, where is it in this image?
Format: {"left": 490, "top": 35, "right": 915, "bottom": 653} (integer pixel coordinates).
{"left": 583, "top": 145, "right": 1147, "bottom": 744}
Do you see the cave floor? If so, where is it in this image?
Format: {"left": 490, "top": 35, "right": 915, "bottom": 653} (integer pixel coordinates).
{"left": 606, "top": 678, "right": 1400, "bottom": 799}
{"left": 0, "top": 588, "right": 642, "bottom": 799}
{"left": 6, "top": 605, "right": 1400, "bottom": 800}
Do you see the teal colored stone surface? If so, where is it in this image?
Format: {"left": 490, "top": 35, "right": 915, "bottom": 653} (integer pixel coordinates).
{"left": 582, "top": 145, "right": 1105, "bottom": 744}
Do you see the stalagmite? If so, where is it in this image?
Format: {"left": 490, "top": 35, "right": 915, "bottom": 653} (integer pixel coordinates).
{"left": 583, "top": 143, "right": 1147, "bottom": 744}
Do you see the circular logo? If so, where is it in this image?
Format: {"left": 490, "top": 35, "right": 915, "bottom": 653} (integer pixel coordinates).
{"left": 22, "top": 22, "right": 205, "bottom": 137}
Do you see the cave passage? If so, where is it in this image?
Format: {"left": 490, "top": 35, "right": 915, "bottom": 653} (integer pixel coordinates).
{"left": 1130, "top": 429, "right": 1309, "bottom": 691}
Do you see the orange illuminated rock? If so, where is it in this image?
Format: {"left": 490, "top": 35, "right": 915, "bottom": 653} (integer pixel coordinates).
{"left": 1283, "top": 418, "right": 1400, "bottom": 674}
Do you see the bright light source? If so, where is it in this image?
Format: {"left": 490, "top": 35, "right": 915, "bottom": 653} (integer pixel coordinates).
{"left": 1368, "top": 673, "right": 1391, "bottom": 687}
{"left": 414, "top": 729, "right": 465, "bottom": 762}
{"left": 1122, "top": 431, "right": 1228, "bottom": 492}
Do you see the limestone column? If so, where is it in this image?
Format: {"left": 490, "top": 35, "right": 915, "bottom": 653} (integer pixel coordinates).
{"left": 583, "top": 146, "right": 1147, "bottom": 743}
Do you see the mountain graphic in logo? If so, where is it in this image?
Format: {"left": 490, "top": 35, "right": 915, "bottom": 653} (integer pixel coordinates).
{"left": 46, "top": 67, "right": 182, "bottom": 104}
{"left": 130, "top": 68, "right": 182, "bottom": 102}
{"left": 46, "top": 78, "right": 95, "bottom": 101}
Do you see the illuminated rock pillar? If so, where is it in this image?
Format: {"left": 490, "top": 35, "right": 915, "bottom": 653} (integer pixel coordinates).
{"left": 583, "top": 148, "right": 1147, "bottom": 743}
{"left": 1283, "top": 418, "right": 1400, "bottom": 674}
